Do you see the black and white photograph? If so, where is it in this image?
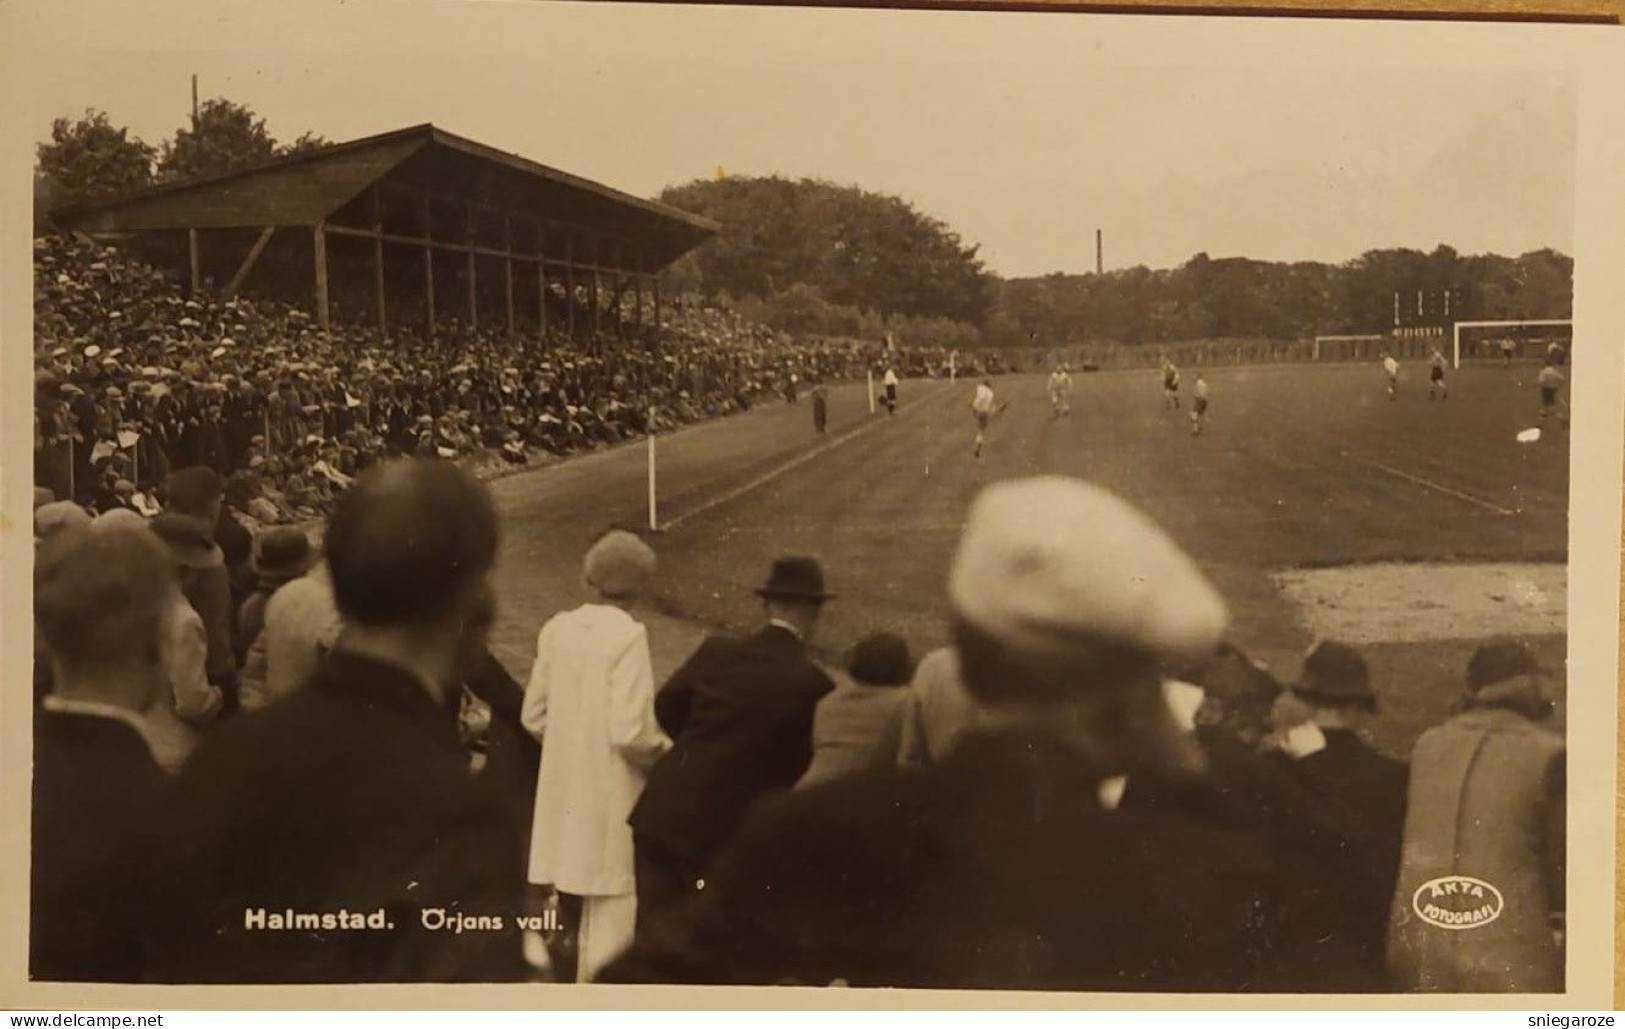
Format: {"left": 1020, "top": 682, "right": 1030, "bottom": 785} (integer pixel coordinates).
{"left": 4, "top": 0, "right": 1623, "bottom": 1007}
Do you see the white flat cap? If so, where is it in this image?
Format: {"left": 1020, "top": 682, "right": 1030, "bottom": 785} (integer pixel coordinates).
{"left": 949, "top": 476, "right": 1227, "bottom": 660}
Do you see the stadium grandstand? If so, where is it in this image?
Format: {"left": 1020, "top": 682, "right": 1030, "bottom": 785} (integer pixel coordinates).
{"left": 46, "top": 123, "right": 718, "bottom": 341}
{"left": 34, "top": 125, "right": 951, "bottom": 527}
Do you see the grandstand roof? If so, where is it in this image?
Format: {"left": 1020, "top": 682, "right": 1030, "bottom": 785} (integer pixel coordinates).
{"left": 49, "top": 123, "right": 718, "bottom": 269}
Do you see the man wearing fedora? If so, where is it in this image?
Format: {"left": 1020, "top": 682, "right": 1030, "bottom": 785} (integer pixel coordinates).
{"left": 627, "top": 557, "right": 837, "bottom": 936}
{"left": 605, "top": 479, "right": 1368, "bottom": 990}
{"left": 1267, "top": 639, "right": 1409, "bottom": 980}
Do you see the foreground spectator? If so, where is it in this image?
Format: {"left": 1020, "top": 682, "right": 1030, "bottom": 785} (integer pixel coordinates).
{"left": 147, "top": 513, "right": 225, "bottom": 769}
{"left": 602, "top": 477, "right": 1359, "bottom": 990}
{"left": 1387, "top": 641, "right": 1565, "bottom": 993}
{"left": 895, "top": 645, "right": 979, "bottom": 769}
{"left": 628, "top": 557, "right": 837, "bottom": 933}
{"left": 32, "top": 526, "right": 174, "bottom": 982}
{"left": 164, "top": 467, "right": 240, "bottom": 705}
{"left": 235, "top": 527, "right": 318, "bottom": 658}
{"left": 154, "top": 458, "right": 528, "bottom": 983}
{"left": 523, "top": 530, "right": 669, "bottom": 982}
{"left": 1268, "top": 640, "right": 1408, "bottom": 979}
{"left": 799, "top": 631, "right": 915, "bottom": 788}
{"left": 237, "top": 560, "right": 341, "bottom": 711}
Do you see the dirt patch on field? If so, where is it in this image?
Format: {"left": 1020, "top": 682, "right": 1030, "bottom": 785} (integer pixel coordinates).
{"left": 1271, "top": 562, "right": 1565, "bottom": 644}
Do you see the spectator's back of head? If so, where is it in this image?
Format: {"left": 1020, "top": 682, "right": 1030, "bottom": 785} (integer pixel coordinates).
{"left": 846, "top": 632, "right": 914, "bottom": 687}
{"left": 324, "top": 457, "right": 500, "bottom": 630}
{"left": 166, "top": 466, "right": 224, "bottom": 522}
{"left": 35, "top": 526, "right": 173, "bottom": 708}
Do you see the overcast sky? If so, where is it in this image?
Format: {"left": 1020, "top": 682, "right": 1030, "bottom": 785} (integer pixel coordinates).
{"left": 19, "top": 0, "right": 1577, "bottom": 278}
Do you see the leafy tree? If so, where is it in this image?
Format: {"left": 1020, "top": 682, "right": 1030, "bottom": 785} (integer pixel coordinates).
{"left": 659, "top": 176, "right": 991, "bottom": 326}
{"left": 157, "top": 98, "right": 278, "bottom": 182}
{"left": 280, "top": 131, "right": 332, "bottom": 157}
{"left": 36, "top": 109, "right": 155, "bottom": 204}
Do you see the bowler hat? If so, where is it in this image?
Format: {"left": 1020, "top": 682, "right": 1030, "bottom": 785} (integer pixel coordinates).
{"left": 755, "top": 556, "right": 835, "bottom": 603}
{"left": 1292, "top": 640, "right": 1376, "bottom": 711}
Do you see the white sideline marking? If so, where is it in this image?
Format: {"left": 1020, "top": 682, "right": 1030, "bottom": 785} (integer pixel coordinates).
{"left": 1342, "top": 453, "right": 1517, "bottom": 516}
{"left": 662, "top": 384, "right": 956, "bottom": 531}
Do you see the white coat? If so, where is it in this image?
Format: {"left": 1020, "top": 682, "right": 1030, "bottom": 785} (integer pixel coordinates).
{"left": 523, "top": 603, "right": 670, "bottom": 896}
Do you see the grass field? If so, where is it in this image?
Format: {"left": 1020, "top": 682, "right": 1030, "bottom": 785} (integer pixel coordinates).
{"left": 487, "top": 361, "right": 1569, "bottom": 760}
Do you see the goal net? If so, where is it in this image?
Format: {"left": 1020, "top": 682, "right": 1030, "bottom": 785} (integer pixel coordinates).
{"left": 1451, "top": 319, "right": 1573, "bottom": 369}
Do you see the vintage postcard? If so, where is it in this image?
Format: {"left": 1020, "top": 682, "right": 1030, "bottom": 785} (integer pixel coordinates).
{"left": 1, "top": 0, "right": 1622, "bottom": 1010}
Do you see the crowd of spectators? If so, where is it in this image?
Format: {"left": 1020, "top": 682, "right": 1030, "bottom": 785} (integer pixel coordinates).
{"left": 30, "top": 455, "right": 1566, "bottom": 993}
{"left": 33, "top": 234, "right": 955, "bottom": 532}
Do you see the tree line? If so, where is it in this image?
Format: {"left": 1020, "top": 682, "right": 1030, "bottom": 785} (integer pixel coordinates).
{"left": 36, "top": 101, "right": 329, "bottom": 209}
{"left": 995, "top": 247, "right": 1573, "bottom": 348}
{"left": 37, "top": 105, "right": 1571, "bottom": 350}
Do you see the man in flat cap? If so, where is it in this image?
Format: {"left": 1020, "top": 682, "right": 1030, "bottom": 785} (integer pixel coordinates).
{"left": 626, "top": 557, "right": 837, "bottom": 938}
{"left": 604, "top": 477, "right": 1370, "bottom": 991}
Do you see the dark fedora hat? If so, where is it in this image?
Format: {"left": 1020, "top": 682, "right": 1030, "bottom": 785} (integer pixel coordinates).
{"left": 754, "top": 556, "right": 836, "bottom": 603}
{"left": 252, "top": 527, "right": 318, "bottom": 583}
{"left": 1292, "top": 639, "right": 1376, "bottom": 712}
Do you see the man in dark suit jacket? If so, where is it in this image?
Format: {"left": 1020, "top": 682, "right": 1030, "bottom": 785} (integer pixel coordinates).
{"left": 31, "top": 523, "right": 176, "bottom": 983}
{"left": 1269, "top": 640, "right": 1409, "bottom": 980}
{"left": 153, "top": 459, "right": 528, "bottom": 983}
{"left": 603, "top": 479, "right": 1375, "bottom": 991}
{"left": 628, "top": 557, "right": 837, "bottom": 931}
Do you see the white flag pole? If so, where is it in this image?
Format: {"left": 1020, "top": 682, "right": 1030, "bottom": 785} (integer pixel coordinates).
{"left": 647, "top": 409, "right": 658, "bottom": 531}
{"left": 867, "top": 369, "right": 875, "bottom": 414}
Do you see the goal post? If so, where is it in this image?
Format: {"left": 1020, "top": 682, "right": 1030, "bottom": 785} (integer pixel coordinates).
{"left": 1451, "top": 319, "right": 1573, "bottom": 370}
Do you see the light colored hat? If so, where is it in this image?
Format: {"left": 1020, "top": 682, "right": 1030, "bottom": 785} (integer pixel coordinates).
{"left": 583, "top": 530, "right": 657, "bottom": 599}
{"left": 36, "top": 500, "right": 92, "bottom": 540}
{"left": 948, "top": 476, "right": 1228, "bottom": 661}
{"left": 91, "top": 507, "right": 147, "bottom": 532}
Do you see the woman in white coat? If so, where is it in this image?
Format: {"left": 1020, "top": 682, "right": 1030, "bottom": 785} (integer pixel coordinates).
{"left": 523, "top": 530, "right": 670, "bottom": 982}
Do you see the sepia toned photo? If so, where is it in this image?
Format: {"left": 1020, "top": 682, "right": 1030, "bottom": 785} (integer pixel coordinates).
{"left": 5, "top": 0, "right": 1623, "bottom": 1008}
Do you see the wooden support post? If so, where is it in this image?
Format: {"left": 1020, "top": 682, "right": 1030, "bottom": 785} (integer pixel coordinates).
{"left": 613, "top": 240, "right": 625, "bottom": 341}
{"left": 465, "top": 205, "right": 478, "bottom": 332}
{"left": 371, "top": 188, "right": 386, "bottom": 334}
{"left": 590, "top": 236, "right": 601, "bottom": 339}
{"left": 313, "top": 222, "right": 331, "bottom": 336}
{"left": 188, "top": 228, "right": 202, "bottom": 296}
{"left": 422, "top": 195, "right": 436, "bottom": 336}
{"left": 503, "top": 215, "right": 515, "bottom": 335}
{"left": 224, "top": 226, "right": 275, "bottom": 298}
{"left": 565, "top": 235, "right": 577, "bottom": 340}
{"left": 536, "top": 228, "right": 547, "bottom": 337}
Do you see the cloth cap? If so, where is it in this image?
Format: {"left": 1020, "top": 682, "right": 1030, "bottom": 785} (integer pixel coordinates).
{"left": 36, "top": 501, "right": 92, "bottom": 540}
{"left": 846, "top": 631, "right": 915, "bottom": 687}
{"left": 1293, "top": 639, "right": 1375, "bottom": 709}
{"left": 92, "top": 508, "right": 147, "bottom": 532}
{"left": 33, "top": 487, "right": 56, "bottom": 510}
{"left": 948, "top": 476, "right": 1227, "bottom": 661}
{"left": 583, "top": 530, "right": 657, "bottom": 599}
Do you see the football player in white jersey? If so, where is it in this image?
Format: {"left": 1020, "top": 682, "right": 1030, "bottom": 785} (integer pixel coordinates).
{"left": 1047, "top": 365, "right": 1073, "bottom": 418}
{"left": 971, "top": 380, "right": 997, "bottom": 458}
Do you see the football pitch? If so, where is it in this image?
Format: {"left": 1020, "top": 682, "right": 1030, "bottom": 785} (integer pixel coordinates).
{"left": 487, "top": 361, "right": 1569, "bottom": 759}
